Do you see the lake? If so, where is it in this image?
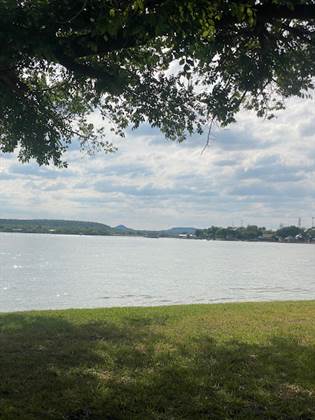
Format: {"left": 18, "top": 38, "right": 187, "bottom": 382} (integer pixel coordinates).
{"left": 0, "top": 232, "right": 314, "bottom": 312}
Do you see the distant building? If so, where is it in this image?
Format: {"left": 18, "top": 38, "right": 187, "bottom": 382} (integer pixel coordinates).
{"left": 261, "top": 232, "right": 274, "bottom": 241}
{"left": 284, "top": 236, "right": 295, "bottom": 243}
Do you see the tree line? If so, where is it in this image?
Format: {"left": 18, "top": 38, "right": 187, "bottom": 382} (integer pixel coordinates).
{"left": 195, "top": 225, "right": 315, "bottom": 242}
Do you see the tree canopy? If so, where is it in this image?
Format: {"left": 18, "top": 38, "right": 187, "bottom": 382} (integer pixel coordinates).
{"left": 1, "top": 0, "right": 315, "bottom": 166}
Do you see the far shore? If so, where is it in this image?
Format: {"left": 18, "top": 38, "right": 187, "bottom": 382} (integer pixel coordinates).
{"left": 0, "top": 228, "right": 314, "bottom": 245}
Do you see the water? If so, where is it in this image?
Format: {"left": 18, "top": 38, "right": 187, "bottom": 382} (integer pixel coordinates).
{"left": 0, "top": 232, "right": 314, "bottom": 312}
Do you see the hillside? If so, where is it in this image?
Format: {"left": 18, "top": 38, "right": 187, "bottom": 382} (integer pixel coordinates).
{"left": 0, "top": 219, "right": 198, "bottom": 238}
{"left": 0, "top": 219, "right": 115, "bottom": 236}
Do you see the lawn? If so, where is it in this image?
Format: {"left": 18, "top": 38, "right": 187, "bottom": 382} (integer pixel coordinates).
{"left": 1, "top": 301, "right": 315, "bottom": 419}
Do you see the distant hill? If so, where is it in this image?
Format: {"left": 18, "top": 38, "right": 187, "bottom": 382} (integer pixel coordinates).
{"left": 163, "top": 227, "right": 196, "bottom": 235}
{"left": 114, "top": 224, "right": 129, "bottom": 230}
{"left": 0, "top": 219, "right": 114, "bottom": 236}
{"left": 114, "top": 224, "right": 137, "bottom": 233}
{"left": 0, "top": 219, "right": 198, "bottom": 238}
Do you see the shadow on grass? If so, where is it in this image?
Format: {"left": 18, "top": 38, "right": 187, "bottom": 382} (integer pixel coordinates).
{"left": 0, "top": 312, "right": 315, "bottom": 419}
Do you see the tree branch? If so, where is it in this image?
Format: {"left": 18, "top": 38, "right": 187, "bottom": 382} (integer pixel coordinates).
{"left": 257, "top": 3, "right": 315, "bottom": 22}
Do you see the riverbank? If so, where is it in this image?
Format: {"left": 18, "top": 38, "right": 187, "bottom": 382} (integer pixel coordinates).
{"left": 1, "top": 301, "right": 315, "bottom": 419}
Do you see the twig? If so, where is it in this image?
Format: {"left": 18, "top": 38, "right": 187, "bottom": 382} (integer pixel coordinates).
{"left": 201, "top": 116, "right": 215, "bottom": 154}
{"left": 68, "top": 0, "right": 88, "bottom": 23}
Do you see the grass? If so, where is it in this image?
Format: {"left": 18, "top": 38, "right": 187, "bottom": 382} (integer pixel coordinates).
{"left": 1, "top": 301, "right": 315, "bottom": 419}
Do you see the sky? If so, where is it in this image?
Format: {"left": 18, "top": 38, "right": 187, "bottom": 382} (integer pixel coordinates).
{"left": 0, "top": 96, "right": 315, "bottom": 230}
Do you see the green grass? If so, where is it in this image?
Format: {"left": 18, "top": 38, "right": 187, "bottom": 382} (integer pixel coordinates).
{"left": 1, "top": 301, "right": 315, "bottom": 419}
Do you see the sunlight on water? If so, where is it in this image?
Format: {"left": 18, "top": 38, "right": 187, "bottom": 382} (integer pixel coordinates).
{"left": 0, "top": 232, "right": 314, "bottom": 312}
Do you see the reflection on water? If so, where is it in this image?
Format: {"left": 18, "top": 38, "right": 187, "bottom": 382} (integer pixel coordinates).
{"left": 0, "top": 232, "right": 314, "bottom": 312}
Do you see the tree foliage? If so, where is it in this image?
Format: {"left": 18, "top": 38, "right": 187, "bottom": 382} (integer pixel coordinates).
{"left": 1, "top": 0, "right": 315, "bottom": 166}
{"left": 196, "top": 224, "right": 315, "bottom": 242}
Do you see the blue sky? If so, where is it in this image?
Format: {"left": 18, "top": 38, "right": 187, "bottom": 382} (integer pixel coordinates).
{"left": 0, "top": 96, "right": 314, "bottom": 230}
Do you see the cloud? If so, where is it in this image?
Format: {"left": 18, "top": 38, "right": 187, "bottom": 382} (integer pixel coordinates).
{"left": 94, "top": 179, "right": 217, "bottom": 199}
{"left": 0, "top": 96, "right": 315, "bottom": 229}
{"left": 212, "top": 127, "right": 273, "bottom": 151}
{"left": 299, "top": 118, "right": 315, "bottom": 138}
{"left": 213, "top": 159, "right": 238, "bottom": 167}
{"left": 0, "top": 171, "right": 13, "bottom": 180}
{"left": 91, "top": 163, "right": 153, "bottom": 178}
{"left": 236, "top": 154, "right": 308, "bottom": 183}
{"left": 8, "top": 163, "right": 75, "bottom": 179}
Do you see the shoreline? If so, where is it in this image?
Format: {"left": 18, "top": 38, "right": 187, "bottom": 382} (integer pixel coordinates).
{"left": 0, "top": 229, "right": 314, "bottom": 245}
{"left": 2, "top": 298, "right": 315, "bottom": 315}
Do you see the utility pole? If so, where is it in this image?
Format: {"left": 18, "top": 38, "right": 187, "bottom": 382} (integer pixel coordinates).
{"left": 298, "top": 217, "right": 301, "bottom": 228}
{"left": 312, "top": 217, "right": 315, "bottom": 229}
